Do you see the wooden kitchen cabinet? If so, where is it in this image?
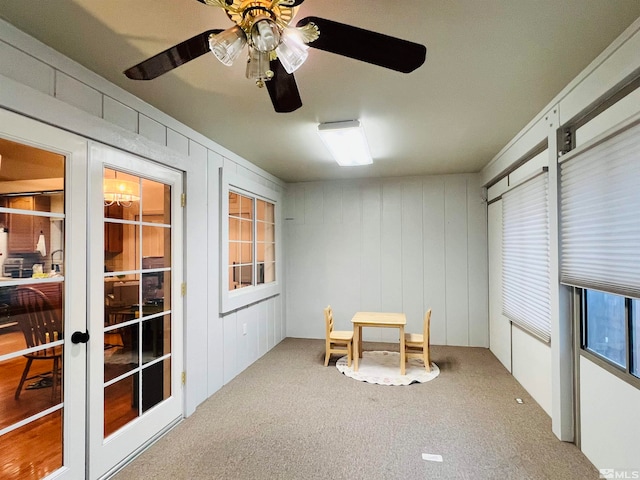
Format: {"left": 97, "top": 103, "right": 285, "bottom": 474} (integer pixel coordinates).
{"left": 7, "top": 196, "right": 51, "bottom": 253}
{"left": 104, "top": 204, "right": 124, "bottom": 253}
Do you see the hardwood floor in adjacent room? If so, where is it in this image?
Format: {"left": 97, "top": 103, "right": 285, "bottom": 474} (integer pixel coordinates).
{"left": 0, "top": 327, "right": 134, "bottom": 480}
{"left": 0, "top": 327, "right": 63, "bottom": 480}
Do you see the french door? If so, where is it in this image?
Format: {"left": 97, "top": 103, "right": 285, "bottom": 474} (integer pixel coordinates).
{"left": 87, "top": 144, "right": 183, "bottom": 479}
{"left": 0, "top": 110, "right": 184, "bottom": 479}
{"left": 0, "top": 109, "right": 88, "bottom": 479}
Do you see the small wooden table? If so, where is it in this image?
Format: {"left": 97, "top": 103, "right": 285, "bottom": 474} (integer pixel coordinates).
{"left": 351, "top": 312, "right": 407, "bottom": 375}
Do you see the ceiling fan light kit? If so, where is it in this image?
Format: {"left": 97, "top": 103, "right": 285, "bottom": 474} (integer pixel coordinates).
{"left": 208, "top": 25, "right": 247, "bottom": 66}
{"left": 250, "top": 16, "right": 281, "bottom": 52}
{"left": 246, "top": 47, "right": 273, "bottom": 86}
{"left": 318, "top": 120, "right": 373, "bottom": 167}
{"left": 124, "top": 0, "right": 427, "bottom": 112}
{"left": 275, "top": 29, "right": 309, "bottom": 74}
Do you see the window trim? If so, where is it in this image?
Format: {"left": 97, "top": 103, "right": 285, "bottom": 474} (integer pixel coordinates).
{"left": 220, "top": 169, "right": 281, "bottom": 314}
{"left": 578, "top": 288, "right": 640, "bottom": 391}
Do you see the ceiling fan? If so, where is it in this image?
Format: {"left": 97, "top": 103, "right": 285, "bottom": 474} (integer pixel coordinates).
{"left": 124, "top": 0, "right": 427, "bottom": 113}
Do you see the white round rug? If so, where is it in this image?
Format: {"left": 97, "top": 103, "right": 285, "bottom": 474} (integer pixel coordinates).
{"left": 336, "top": 351, "right": 440, "bottom": 385}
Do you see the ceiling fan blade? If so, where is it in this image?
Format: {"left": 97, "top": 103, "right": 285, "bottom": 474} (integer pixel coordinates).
{"left": 195, "top": 0, "right": 305, "bottom": 6}
{"left": 266, "top": 59, "right": 303, "bottom": 113}
{"left": 296, "top": 17, "right": 426, "bottom": 73}
{"left": 124, "top": 30, "right": 222, "bottom": 80}
{"left": 195, "top": 0, "right": 234, "bottom": 5}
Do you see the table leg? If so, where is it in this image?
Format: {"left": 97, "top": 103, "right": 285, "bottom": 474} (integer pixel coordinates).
{"left": 399, "top": 325, "right": 406, "bottom": 375}
{"left": 353, "top": 323, "right": 360, "bottom": 371}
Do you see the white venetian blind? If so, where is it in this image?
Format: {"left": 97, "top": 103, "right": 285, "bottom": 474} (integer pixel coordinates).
{"left": 502, "top": 171, "right": 551, "bottom": 342}
{"left": 560, "top": 118, "right": 640, "bottom": 299}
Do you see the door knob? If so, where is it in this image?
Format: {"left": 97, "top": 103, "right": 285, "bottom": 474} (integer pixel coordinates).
{"left": 71, "top": 331, "right": 90, "bottom": 344}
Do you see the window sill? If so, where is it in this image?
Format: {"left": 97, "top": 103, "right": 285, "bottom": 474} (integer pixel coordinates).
{"left": 221, "top": 282, "right": 280, "bottom": 314}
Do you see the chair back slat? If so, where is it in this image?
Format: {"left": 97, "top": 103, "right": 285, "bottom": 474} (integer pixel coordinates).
{"left": 423, "top": 309, "right": 431, "bottom": 343}
{"left": 323, "top": 305, "right": 353, "bottom": 367}
{"left": 13, "top": 287, "right": 62, "bottom": 351}
{"left": 324, "top": 305, "right": 334, "bottom": 335}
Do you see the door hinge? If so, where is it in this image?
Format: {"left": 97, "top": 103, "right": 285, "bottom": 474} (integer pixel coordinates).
{"left": 181, "top": 282, "right": 186, "bottom": 296}
{"left": 181, "top": 193, "right": 186, "bottom": 207}
{"left": 181, "top": 371, "right": 186, "bottom": 385}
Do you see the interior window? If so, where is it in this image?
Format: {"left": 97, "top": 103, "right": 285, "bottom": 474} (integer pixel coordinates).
{"left": 220, "top": 171, "right": 280, "bottom": 313}
{"left": 228, "top": 191, "right": 276, "bottom": 291}
{"left": 256, "top": 199, "right": 275, "bottom": 285}
{"left": 228, "top": 192, "right": 254, "bottom": 290}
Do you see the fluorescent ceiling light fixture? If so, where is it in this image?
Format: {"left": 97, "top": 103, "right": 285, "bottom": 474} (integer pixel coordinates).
{"left": 317, "top": 120, "right": 373, "bottom": 167}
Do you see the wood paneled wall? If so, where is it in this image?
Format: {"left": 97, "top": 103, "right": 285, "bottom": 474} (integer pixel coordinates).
{"left": 284, "top": 174, "right": 488, "bottom": 347}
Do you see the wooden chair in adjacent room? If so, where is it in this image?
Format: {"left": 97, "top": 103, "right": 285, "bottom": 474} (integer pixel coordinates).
{"left": 13, "top": 286, "right": 63, "bottom": 401}
{"left": 324, "top": 305, "right": 353, "bottom": 367}
{"left": 404, "top": 309, "right": 432, "bottom": 372}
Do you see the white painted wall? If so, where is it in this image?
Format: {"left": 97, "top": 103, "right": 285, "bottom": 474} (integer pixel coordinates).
{"left": 512, "top": 327, "right": 552, "bottom": 415}
{"left": 284, "top": 174, "right": 488, "bottom": 347}
{"left": 482, "top": 14, "right": 640, "bottom": 471}
{"left": 0, "top": 19, "right": 287, "bottom": 421}
{"left": 580, "top": 357, "right": 640, "bottom": 471}
{"left": 487, "top": 200, "right": 511, "bottom": 371}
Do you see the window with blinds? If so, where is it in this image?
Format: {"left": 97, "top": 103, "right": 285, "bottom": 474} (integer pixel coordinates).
{"left": 502, "top": 171, "right": 551, "bottom": 342}
{"left": 559, "top": 118, "right": 640, "bottom": 299}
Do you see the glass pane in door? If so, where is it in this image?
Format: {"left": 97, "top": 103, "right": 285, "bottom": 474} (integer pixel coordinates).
{"left": 0, "top": 410, "right": 63, "bottom": 479}
{"left": 0, "top": 138, "right": 66, "bottom": 480}
{"left": 103, "top": 170, "right": 173, "bottom": 438}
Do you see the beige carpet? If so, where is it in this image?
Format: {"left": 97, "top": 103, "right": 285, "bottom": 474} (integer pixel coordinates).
{"left": 112, "top": 338, "right": 600, "bottom": 480}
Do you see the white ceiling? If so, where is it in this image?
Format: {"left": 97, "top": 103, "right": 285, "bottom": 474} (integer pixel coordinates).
{"left": 1, "top": 1, "right": 639, "bottom": 183}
